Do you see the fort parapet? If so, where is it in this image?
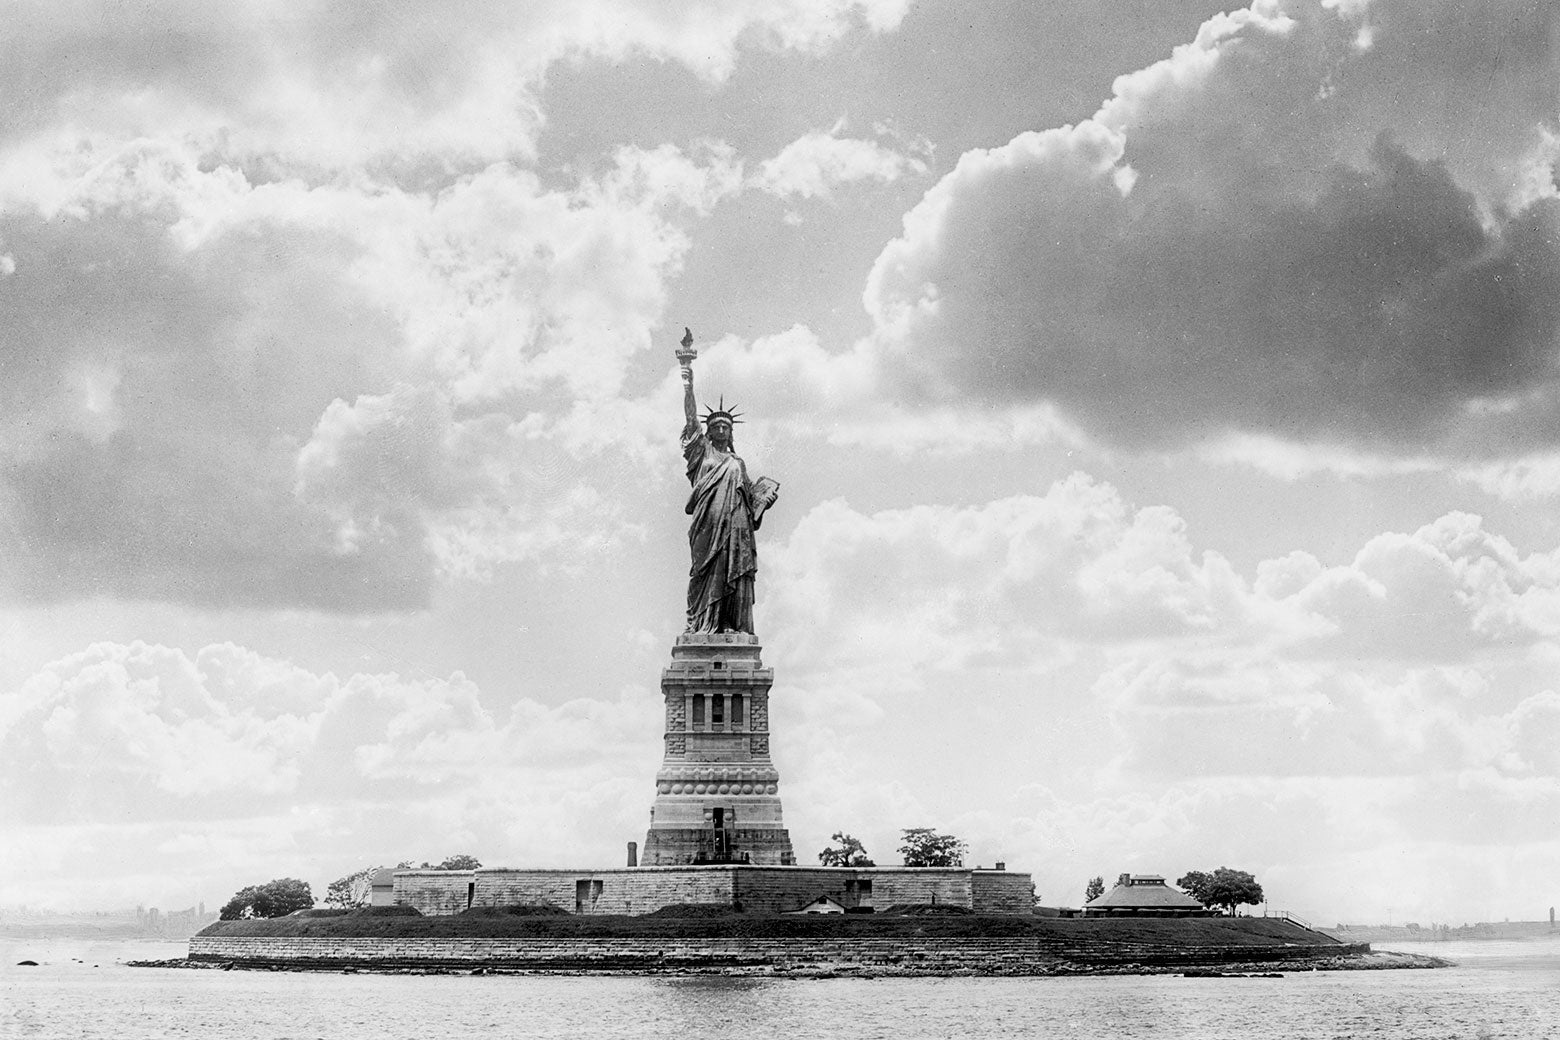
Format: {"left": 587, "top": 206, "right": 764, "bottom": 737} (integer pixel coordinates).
{"left": 393, "top": 864, "right": 1035, "bottom": 916}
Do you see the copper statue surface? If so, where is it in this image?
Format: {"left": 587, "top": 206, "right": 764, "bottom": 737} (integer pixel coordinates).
{"left": 677, "top": 329, "right": 779, "bottom": 634}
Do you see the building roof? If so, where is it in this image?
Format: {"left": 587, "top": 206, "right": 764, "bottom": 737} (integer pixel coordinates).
{"left": 784, "top": 895, "right": 846, "bottom": 914}
{"left": 1085, "top": 876, "right": 1205, "bottom": 910}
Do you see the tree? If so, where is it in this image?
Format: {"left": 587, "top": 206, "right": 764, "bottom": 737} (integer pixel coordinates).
{"left": 1117, "top": 872, "right": 1132, "bottom": 888}
{"left": 1177, "top": 870, "right": 1215, "bottom": 908}
{"left": 400, "top": 854, "right": 483, "bottom": 870}
{"left": 898, "top": 828, "right": 966, "bottom": 867}
{"left": 429, "top": 853, "right": 482, "bottom": 871}
{"left": 324, "top": 866, "right": 380, "bottom": 909}
{"left": 1084, "top": 876, "right": 1105, "bottom": 903}
{"left": 219, "top": 878, "right": 314, "bottom": 920}
{"left": 818, "top": 832, "right": 875, "bottom": 867}
{"left": 1176, "top": 867, "right": 1265, "bottom": 915}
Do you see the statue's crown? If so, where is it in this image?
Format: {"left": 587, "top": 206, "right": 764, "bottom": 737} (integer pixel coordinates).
{"left": 703, "top": 395, "right": 743, "bottom": 426}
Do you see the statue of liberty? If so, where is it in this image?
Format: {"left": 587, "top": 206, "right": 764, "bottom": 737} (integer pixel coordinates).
{"left": 676, "top": 329, "right": 779, "bottom": 635}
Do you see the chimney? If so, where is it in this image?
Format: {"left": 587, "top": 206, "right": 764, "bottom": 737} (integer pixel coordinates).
{"left": 627, "top": 841, "right": 638, "bottom": 868}
{"left": 995, "top": 861, "right": 1006, "bottom": 871}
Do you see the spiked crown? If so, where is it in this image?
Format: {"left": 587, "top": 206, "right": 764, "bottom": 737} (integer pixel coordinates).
{"left": 702, "top": 395, "right": 743, "bottom": 427}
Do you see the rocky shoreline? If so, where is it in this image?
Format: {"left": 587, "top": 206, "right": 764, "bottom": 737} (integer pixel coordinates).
{"left": 129, "top": 948, "right": 1448, "bottom": 978}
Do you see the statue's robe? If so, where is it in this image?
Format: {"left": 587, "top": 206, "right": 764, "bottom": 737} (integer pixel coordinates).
{"left": 683, "top": 423, "right": 760, "bottom": 633}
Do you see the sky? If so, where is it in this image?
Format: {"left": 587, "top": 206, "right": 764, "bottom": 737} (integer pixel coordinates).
{"left": 0, "top": 0, "right": 1555, "bottom": 928}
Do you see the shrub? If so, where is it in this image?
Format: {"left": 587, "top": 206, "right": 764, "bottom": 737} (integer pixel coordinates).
{"left": 462, "top": 904, "right": 570, "bottom": 917}
{"left": 880, "top": 903, "right": 974, "bottom": 916}
{"left": 642, "top": 903, "right": 743, "bottom": 918}
{"left": 351, "top": 905, "right": 421, "bottom": 917}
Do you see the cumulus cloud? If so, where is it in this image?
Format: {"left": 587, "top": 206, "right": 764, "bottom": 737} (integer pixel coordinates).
{"left": 0, "top": 0, "right": 910, "bottom": 613}
{"left": 0, "top": 126, "right": 738, "bottom": 608}
{"left": 1458, "top": 451, "right": 1560, "bottom": 501}
{"left": 765, "top": 474, "right": 1560, "bottom": 718}
{"left": 1287, "top": 512, "right": 1560, "bottom": 659}
{"left": 985, "top": 774, "right": 1560, "bottom": 922}
{"left": 862, "top": 0, "right": 1560, "bottom": 458}
{"left": 1193, "top": 433, "right": 1442, "bottom": 482}
{"left": 1, "top": 641, "right": 472, "bottom": 819}
{"left": 7, "top": 480, "right": 1560, "bottom": 919}
{"left": 765, "top": 473, "right": 1560, "bottom": 690}
{"left": 753, "top": 122, "right": 929, "bottom": 200}
{"left": 0, "top": 639, "right": 662, "bottom": 906}
{"left": 762, "top": 473, "right": 1266, "bottom": 692}
{"left": 0, "top": 0, "right": 912, "bottom": 176}
{"left": 1075, "top": 509, "right": 1560, "bottom": 795}
{"left": 754, "top": 476, "right": 1560, "bottom": 920}
{"left": 677, "top": 325, "right": 1085, "bottom": 454}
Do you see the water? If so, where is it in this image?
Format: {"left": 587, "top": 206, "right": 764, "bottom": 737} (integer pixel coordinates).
{"left": 3, "top": 938, "right": 1557, "bottom": 1039}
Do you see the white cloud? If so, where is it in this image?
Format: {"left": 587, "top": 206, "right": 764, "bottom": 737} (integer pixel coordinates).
{"left": 1194, "top": 433, "right": 1442, "bottom": 482}
{"left": 679, "top": 326, "right": 1086, "bottom": 454}
{"left": 0, "top": 639, "right": 662, "bottom": 908}
{"left": 1287, "top": 513, "right": 1560, "bottom": 658}
{"left": 540, "top": 0, "right": 913, "bottom": 84}
{"left": 4, "top": 0, "right": 1558, "bottom": 932}
{"left": 593, "top": 141, "right": 745, "bottom": 215}
{"left": 1458, "top": 452, "right": 1560, "bottom": 502}
{"left": 288, "top": 385, "right": 644, "bottom": 581}
{"left": 0, "top": 126, "right": 746, "bottom": 608}
{"left": 8, "top": 485, "right": 1560, "bottom": 920}
{"left": 993, "top": 775, "right": 1560, "bottom": 923}
{"left": 0, "top": 0, "right": 913, "bottom": 179}
{"left": 0, "top": 0, "right": 923, "bottom": 613}
{"left": 744, "top": 477, "right": 1560, "bottom": 920}
{"left": 753, "top": 123, "right": 928, "bottom": 200}
{"left": 763, "top": 473, "right": 1259, "bottom": 686}
{"left": 858, "top": 0, "right": 1560, "bottom": 459}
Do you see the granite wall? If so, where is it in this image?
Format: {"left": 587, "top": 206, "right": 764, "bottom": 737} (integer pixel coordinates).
{"left": 971, "top": 870, "right": 1037, "bottom": 915}
{"left": 391, "top": 865, "right": 1034, "bottom": 916}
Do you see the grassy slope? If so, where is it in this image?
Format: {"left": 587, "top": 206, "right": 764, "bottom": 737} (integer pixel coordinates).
{"left": 200, "top": 912, "right": 1337, "bottom": 948}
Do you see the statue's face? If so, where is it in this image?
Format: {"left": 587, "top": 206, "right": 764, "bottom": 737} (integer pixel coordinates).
{"left": 709, "top": 420, "right": 732, "bottom": 448}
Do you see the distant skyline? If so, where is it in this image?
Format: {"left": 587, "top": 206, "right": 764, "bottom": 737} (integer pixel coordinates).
{"left": 0, "top": 0, "right": 1556, "bottom": 926}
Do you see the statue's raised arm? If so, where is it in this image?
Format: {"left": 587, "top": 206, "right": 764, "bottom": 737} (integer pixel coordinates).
{"left": 675, "top": 327, "right": 778, "bottom": 636}
{"left": 676, "top": 327, "right": 698, "bottom": 436}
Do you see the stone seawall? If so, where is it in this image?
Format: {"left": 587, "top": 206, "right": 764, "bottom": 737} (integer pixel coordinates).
{"left": 188, "top": 934, "right": 1373, "bottom": 976}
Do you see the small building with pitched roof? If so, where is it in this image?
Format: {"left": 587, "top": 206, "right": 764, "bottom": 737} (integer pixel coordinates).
{"left": 1083, "top": 875, "right": 1215, "bottom": 917}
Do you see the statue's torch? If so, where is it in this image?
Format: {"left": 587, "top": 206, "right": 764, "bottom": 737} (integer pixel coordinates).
{"left": 675, "top": 327, "right": 697, "bottom": 368}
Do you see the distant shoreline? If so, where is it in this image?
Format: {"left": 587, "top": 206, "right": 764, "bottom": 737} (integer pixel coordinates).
{"left": 1325, "top": 922, "right": 1559, "bottom": 944}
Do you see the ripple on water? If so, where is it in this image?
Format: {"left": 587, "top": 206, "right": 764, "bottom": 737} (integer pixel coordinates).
{"left": 2, "top": 940, "right": 1557, "bottom": 1039}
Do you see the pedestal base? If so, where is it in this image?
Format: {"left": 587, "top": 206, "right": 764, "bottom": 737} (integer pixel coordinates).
{"left": 642, "top": 633, "right": 794, "bottom": 866}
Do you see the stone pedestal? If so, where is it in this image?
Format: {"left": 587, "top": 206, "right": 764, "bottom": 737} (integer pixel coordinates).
{"left": 641, "top": 633, "right": 795, "bottom": 866}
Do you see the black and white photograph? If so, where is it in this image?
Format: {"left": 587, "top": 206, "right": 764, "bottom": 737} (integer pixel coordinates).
{"left": 1, "top": 0, "right": 1556, "bottom": 1036}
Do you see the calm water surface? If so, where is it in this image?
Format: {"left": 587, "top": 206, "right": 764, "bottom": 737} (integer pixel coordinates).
{"left": 3, "top": 938, "right": 1557, "bottom": 1039}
